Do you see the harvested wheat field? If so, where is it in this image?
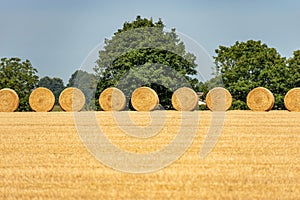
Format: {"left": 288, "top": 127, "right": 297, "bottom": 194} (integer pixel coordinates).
{"left": 0, "top": 111, "right": 299, "bottom": 199}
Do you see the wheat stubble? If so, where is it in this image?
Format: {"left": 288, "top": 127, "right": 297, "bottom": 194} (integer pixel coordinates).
{"left": 0, "top": 111, "right": 299, "bottom": 199}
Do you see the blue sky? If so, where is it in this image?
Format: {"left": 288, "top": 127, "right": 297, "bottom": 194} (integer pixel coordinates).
{"left": 0, "top": 0, "right": 299, "bottom": 83}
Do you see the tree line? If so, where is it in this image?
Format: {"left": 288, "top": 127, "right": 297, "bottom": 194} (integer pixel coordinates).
{"left": 0, "top": 58, "right": 96, "bottom": 111}
{"left": 1, "top": 16, "right": 299, "bottom": 111}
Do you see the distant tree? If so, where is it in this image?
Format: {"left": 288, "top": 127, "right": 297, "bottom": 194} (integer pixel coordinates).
{"left": 94, "top": 16, "right": 200, "bottom": 110}
{"left": 38, "top": 76, "right": 65, "bottom": 104}
{"left": 202, "top": 75, "right": 223, "bottom": 98}
{"left": 0, "top": 57, "right": 39, "bottom": 111}
{"left": 67, "top": 70, "right": 97, "bottom": 109}
{"left": 214, "top": 40, "right": 289, "bottom": 109}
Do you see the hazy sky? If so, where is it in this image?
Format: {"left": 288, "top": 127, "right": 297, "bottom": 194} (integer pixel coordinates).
{"left": 0, "top": 0, "right": 299, "bottom": 83}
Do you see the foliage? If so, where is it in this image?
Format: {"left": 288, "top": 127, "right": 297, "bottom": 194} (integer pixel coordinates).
{"left": 0, "top": 57, "right": 39, "bottom": 111}
{"left": 67, "top": 70, "right": 97, "bottom": 110}
{"left": 214, "top": 40, "right": 290, "bottom": 110}
{"left": 52, "top": 105, "right": 63, "bottom": 112}
{"left": 286, "top": 50, "right": 300, "bottom": 88}
{"left": 38, "top": 76, "right": 65, "bottom": 104}
{"left": 94, "top": 16, "right": 200, "bottom": 110}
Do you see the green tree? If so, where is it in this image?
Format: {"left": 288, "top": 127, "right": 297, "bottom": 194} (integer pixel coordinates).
{"left": 0, "top": 57, "right": 39, "bottom": 111}
{"left": 38, "top": 76, "right": 65, "bottom": 104}
{"left": 94, "top": 16, "right": 200, "bottom": 110}
{"left": 214, "top": 40, "right": 288, "bottom": 109}
{"left": 286, "top": 50, "right": 300, "bottom": 88}
{"left": 67, "top": 70, "right": 97, "bottom": 110}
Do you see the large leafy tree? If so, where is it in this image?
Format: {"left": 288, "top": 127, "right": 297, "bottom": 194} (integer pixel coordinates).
{"left": 286, "top": 50, "right": 300, "bottom": 88}
{"left": 94, "top": 16, "right": 200, "bottom": 110}
{"left": 0, "top": 57, "right": 39, "bottom": 111}
{"left": 214, "top": 40, "right": 289, "bottom": 109}
{"left": 38, "top": 76, "right": 65, "bottom": 104}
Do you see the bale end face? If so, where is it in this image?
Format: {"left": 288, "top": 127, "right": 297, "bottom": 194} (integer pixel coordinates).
{"left": 99, "top": 87, "right": 126, "bottom": 111}
{"left": 206, "top": 87, "right": 232, "bottom": 111}
{"left": 172, "top": 87, "right": 198, "bottom": 111}
{"left": 59, "top": 87, "right": 86, "bottom": 112}
{"left": 247, "top": 87, "right": 274, "bottom": 111}
{"left": 0, "top": 88, "right": 19, "bottom": 112}
{"left": 29, "top": 87, "right": 55, "bottom": 112}
{"left": 284, "top": 88, "right": 300, "bottom": 112}
{"left": 131, "top": 87, "right": 159, "bottom": 111}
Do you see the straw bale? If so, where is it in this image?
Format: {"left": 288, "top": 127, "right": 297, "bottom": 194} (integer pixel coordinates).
{"left": 131, "top": 87, "right": 159, "bottom": 111}
{"left": 206, "top": 87, "right": 232, "bottom": 111}
{"left": 247, "top": 87, "right": 274, "bottom": 111}
{"left": 172, "top": 87, "right": 198, "bottom": 111}
{"left": 284, "top": 88, "right": 300, "bottom": 111}
{"left": 59, "top": 87, "right": 85, "bottom": 112}
{"left": 29, "top": 87, "right": 55, "bottom": 112}
{"left": 99, "top": 87, "right": 126, "bottom": 111}
{"left": 0, "top": 88, "right": 19, "bottom": 112}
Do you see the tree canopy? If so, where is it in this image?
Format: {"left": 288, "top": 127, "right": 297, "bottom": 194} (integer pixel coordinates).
{"left": 38, "top": 76, "right": 65, "bottom": 104}
{"left": 286, "top": 50, "right": 300, "bottom": 88}
{"left": 214, "top": 40, "right": 292, "bottom": 109}
{"left": 0, "top": 57, "right": 39, "bottom": 111}
{"left": 94, "top": 16, "right": 200, "bottom": 110}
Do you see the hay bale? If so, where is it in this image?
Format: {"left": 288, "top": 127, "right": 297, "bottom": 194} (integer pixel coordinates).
{"left": 284, "top": 88, "right": 300, "bottom": 111}
{"left": 131, "top": 87, "right": 159, "bottom": 111}
{"left": 59, "top": 87, "right": 85, "bottom": 112}
{"left": 247, "top": 87, "right": 274, "bottom": 111}
{"left": 99, "top": 87, "right": 126, "bottom": 111}
{"left": 172, "top": 87, "right": 198, "bottom": 111}
{"left": 206, "top": 87, "right": 232, "bottom": 111}
{"left": 29, "top": 87, "right": 55, "bottom": 112}
{"left": 0, "top": 88, "right": 19, "bottom": 112}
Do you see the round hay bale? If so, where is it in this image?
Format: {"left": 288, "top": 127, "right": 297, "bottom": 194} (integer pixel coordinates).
{"left": 0, "top": 88, "right": 19, "bottom": 112}
{"left": 99, "top": 87, "right": 126, "bottom": 111}
{"left": 172, "top": 87, "right": 198, "bottom": 111}
{"left": 29, "top": 87, "right": 55, "bottom": 112}
{"left": 59, "top": 87, "right": 85, "bottom": 112}
{"left": 206, "top": 87, "right": 232, "bottom": 111}
{"left": 247, "top": 87, "right": 274, "bottom": 111}
{"left": 284, "top": 88, "right": 300, "bottom": 111}
{"left": 131, "top": 87, "right": 159, "bottom": 111}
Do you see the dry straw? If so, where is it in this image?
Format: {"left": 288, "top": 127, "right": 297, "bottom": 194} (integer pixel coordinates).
{"left": 284, "top": 88, "right": 300, "bottom": 111}
{"left": 99, "top": 87, "right": 126, "bottom": 111}
{"left": 1, "top": 111, "right": 300, "bottom": 199}
{"left": 172, "top": 87, "right": 198, "bottom": 111}
{"left": 247, "top": 87, "right": 274, "bottom": 111}
{"left": 206, "top": 87, "right": 232, "bottom": 111}
{"left": 131, "top": 87, "right": 159, "bottom": 111}
{"left": 59, "top": 87, "right": 85, "bottom": 112}
{"left": 0, "top": 88, "right": 19, "bottom": 112}
{"left": 29, "top": 87, "right": 55, "bottom": 112}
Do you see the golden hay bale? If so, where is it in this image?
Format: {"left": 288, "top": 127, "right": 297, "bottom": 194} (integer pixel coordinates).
{"left": 131, "top": 87, "right": 159, "bottom": 111}
{"left": 99, "top": 87, "right": 126, "bottom": 111}
{"left": 247, "top": 87, "right": 274, "bottom": 111}
{"left": 206, "top": 87, "right": 232, "bottom": 111}
{"left": 0, "top": 88, "right": 19, "bottom": 112}
{"left": 59, "top": 87, "right": 85, "bottom": 112}
{"left": 284, "top": 88, "right": 300, "bottom": 111}
{"left": 172, "top": 87, "right": 198, "bottom": 111}
{"left": 29, "top": 87, "right": 55, "bottom": 112}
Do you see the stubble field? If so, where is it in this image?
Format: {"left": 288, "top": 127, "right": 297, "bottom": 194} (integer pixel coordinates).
{"left": 0, "top": 111, "right": 299, "bottom": 199}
